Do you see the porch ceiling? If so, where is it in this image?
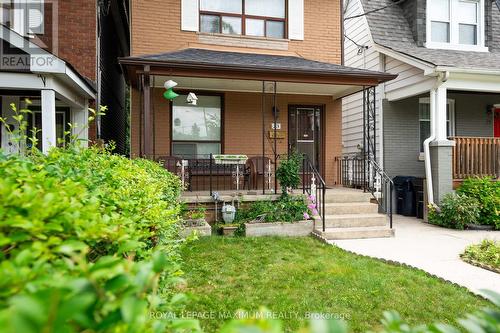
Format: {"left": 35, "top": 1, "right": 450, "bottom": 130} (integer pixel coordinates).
{"left": 151, "top": 76, "right": 363, "bottom": 99}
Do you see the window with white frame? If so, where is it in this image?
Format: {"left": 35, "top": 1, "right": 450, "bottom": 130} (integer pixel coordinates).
{"left": 0, "top": 0, "right": 44, "bottom": 36}
{"left": 427, "top": 0, "right": 486, "bottom": 51}
{"left": 418, "top": 98, "right": 455, "bottom": 153}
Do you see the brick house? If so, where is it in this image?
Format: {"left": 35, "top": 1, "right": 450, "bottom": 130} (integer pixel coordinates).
{"left": 120, "top": 0, "right": 395, "bottom": 187}
{"left": 0, "top": 0, "right": 129, "bottom": 154}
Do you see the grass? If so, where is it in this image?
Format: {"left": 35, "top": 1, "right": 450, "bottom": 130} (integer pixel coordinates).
{"left": 180, "top": 236, "right": 489, "bottom": 333}
{"left": 461, "top": 239, "right": 500, "bottom": 271}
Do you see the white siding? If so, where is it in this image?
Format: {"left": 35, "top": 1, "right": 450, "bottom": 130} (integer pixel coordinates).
{"left": 342, "top": 0, "right": 382, "bottom": 159}
{"left": 384, "top": 56, "right": 429, "bottom": 96}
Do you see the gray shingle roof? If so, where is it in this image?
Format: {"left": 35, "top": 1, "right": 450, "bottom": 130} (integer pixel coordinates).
{"left": 359, "top": 0, "right": 500, "bottom": 71}
{"left": 131, "top": 48, "right": 394, "bottom": 77}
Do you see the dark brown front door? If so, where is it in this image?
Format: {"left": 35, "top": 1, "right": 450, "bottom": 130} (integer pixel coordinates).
{"left": 288, "top": 105, "right": 322, "bottom": 170}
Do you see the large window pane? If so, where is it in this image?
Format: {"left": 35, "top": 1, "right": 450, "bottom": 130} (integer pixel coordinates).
{"left": 222, "top": 16, "right": 241, "bottom": 35}
{"left": 459, "top": 23, "right": 477, "bottom": 45}
{"left": 200, "top": 0, "right": 242, "bottom": 14}
{"left": 246, "top": 18, "right": 265, "bottom": 36}
{"left": 431, "top": 21, "right": 450, "bottom": 42}
{"left": 266, "top": 21, "right": 285, "bottom": 38}
{"left": 172, "top": 143, "right": 221, "bottom": 158}
{"left": 419, "top": 121, "right": 431, "bottom": 152}
{"left": 172, "top": 95, "right": 221, "bottom": 141}
{"left": 200, "top": 15, "right": 220, "bottom": 33}
{"left": 458, "top": 1, "right": 477, "bottom": 24}
{"left": 429, "top": 0, "right": 450, "bottom": 21}
{"left": 245, "top": 0, "right": 285, "bottom": 18}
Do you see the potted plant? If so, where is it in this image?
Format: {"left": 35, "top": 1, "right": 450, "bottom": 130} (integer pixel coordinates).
{"left": 276, "top": 153, "right": 302, "bottom": 195}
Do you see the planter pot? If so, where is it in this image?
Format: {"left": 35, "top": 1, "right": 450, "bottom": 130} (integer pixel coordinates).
{"left": 466, "top": 224, "right": 495, "bottom": 231}
{"left": 221, "top": 226, "right": 238, "bottom": 236}
{"left": 245, "top": 220, "right": 313, "bottom": 237}
{"left": 180, "top": 220, "right": 212, "bottom": 238}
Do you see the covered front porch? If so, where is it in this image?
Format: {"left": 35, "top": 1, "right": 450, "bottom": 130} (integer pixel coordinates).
{"left": 120, "top": 48, "right": 396, "bottom": 195}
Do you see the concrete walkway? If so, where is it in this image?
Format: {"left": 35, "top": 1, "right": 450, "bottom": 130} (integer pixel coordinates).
{"left": 330, "top": 216, "right": 500, "bottom": 295}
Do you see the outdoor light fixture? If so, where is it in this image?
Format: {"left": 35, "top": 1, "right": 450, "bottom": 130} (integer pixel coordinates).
{"left": 186, "top": 92, "right": 198, "bottom": 105}
{"left": 163, "top": 80, "right": 179, "bottom": 100}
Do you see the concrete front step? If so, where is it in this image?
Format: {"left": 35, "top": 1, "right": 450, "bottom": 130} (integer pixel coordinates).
{"left": 324, "top": 191, "right": 372, "bottom": 203}
{"left": 314, "top": 226, "right": 395, "bottom": 240}
{"left": 324, "top": 202, "right": 379, "bottom": 215}
{"left": 323, "top": 213, "right": 388, "bottom": 228}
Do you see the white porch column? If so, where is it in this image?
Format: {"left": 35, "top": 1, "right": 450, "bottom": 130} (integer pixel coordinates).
{"left": 41, "top": 89, "right": 57, "bottom": 154}
{"left": 429, "top": 84, "right": 455, "bottom": 203}
{"left": 71, "top": 99, "right": 89, "bottom": 148}
{"left": 434, "top": 85, "right": 448, "bottom": 142}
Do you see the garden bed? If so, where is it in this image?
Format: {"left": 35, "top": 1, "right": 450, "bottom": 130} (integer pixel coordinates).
{"left": 461, "top": 240, "right": 500, "bottom": 274}
{"left": 245, "top": 220, "right": 313, "bottom": 237}
{"left": 180, "top": 220, "right": 212, "bottom": 238}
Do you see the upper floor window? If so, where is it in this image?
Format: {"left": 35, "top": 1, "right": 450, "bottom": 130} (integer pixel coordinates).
{"left": 0, "top": 0, "right": 44, "bottom": 36}
{"left": 199, "top": 0, "right": 286, "bottom": 39}
{"left": 427, "top": 0, "right": 486, "bottom": 51}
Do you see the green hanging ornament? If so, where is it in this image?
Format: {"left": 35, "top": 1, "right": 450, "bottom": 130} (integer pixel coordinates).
{"left": 163, "top": 80, "right": 179, "bottom": 100}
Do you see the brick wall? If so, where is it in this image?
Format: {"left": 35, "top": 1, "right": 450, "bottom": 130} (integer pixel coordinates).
{"left": 130, "top": 0, "right": 342, "bottom": 64}
{"left": 130, "top": 89, "right": 342, "bottom": 185}
{"left": 36, "top": 0, "right": 97, "bottom": 80}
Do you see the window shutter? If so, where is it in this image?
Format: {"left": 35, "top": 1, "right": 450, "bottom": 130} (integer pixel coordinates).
{"left": 181, "top": 0, "right": 199, "bottom": 32}
{"left": 28, "top": 0, "right": 44, "bottom": 34}
{"left": 288, "top": 0, "right": 304, "bottom": 40}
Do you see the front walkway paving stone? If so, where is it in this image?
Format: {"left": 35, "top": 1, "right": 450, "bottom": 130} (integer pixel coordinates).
{"left": 330, "top": 215, "right": 500, "bottom": 295}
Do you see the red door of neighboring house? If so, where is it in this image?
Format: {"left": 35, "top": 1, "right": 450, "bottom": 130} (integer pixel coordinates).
{"left": 495, "top": 108, "right": 500, "bottom": 138}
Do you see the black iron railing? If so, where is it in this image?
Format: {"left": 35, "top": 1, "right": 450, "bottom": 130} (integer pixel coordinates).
{"left": 337, "top": 155, "right": 393, "bottom": 229}
{"left": 302, "top": 155, "right": 326, "bottom": 232}
{"left": 156, "top": 154, "right": 276, "bottom": 195}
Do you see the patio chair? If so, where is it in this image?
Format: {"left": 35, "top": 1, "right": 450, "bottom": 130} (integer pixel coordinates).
{"left": 247, "top": 156, "right": 274, "bottom": 190}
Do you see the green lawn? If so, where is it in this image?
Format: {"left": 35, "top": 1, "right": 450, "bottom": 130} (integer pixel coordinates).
{"left": 180, "top": 236, "right": 489, "bottom": 333}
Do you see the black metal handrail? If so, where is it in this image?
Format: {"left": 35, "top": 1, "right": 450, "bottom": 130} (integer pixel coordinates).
{"left": 365, "top": 158, "right": 393, "bottom": 228}
{"left": 301, "top": 155, "right": 327, "bottom": 232}
{"left": 337, "top": 155, "right": 393, "bottom": 229}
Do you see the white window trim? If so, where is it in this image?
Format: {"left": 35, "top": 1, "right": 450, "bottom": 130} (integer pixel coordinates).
{"left": 418, "top": 97, "right": 456, "bottom": 158}
{"left": 425, "top": 0, "right": 488, "bottom": 52}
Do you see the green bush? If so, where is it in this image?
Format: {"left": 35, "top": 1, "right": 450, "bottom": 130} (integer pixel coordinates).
{"left": 428, "top": 193, "right": 480, "bottom": 230}
{"left": 235, "top": 195, "right": 309, "bottom": 223}
{"left": 461, "top": 240, "right": 500, "bottom": 270}
{"left": 0, "top": 147, "right": 196, "bottom": 333}
{"left": 276, "top": 153, "right": 302, "bottom": 194}
{"left": 457, "top": 177, "right": 500, "bottom": 229}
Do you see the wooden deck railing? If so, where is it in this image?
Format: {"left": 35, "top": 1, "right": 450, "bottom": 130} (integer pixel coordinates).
{"left": 451, "top": 137, "right": 500, "bottom": 180}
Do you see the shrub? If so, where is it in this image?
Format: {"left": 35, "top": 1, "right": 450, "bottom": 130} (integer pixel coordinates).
{"left": 276, "top": 153, "right": 302, "bottom": 194}
{"left": 457, "top": 177, "right": 500, "bottom": 229}
{"left": 235, "top": 195, "right": 309, "bottom": 223}
{"left": 428, "top": 193, "right": 480, "bottom": 230}
{"left": 0, "top": 148, "right": 195, "bottom": 332}
{"left": 461, "top": 240, "right": 500, "bottom": 270}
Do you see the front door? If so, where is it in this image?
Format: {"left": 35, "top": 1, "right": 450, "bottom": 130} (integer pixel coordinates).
{"left": 288, "top": 105, "right": 322, "bottom": 170}
{"left": 494, "top": 107, "right": 500, "bottom": 138}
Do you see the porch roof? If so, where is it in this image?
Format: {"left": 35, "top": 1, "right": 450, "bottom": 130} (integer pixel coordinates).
{"left": 120, "top": 48, "right": 397, "bottom": 88}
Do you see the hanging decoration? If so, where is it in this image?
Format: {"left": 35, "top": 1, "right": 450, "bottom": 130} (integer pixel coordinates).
{"left": 163, "top": 80, "right": 179, "bottom": 100}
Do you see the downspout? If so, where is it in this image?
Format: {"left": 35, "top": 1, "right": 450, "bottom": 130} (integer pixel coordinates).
{"left": 423, "top": 71, "right": 449, "bottom": 206}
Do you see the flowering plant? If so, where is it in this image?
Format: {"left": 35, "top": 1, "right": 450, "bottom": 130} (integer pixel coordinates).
{"left": 303, "top": 194, "right": 319, "bottom": 220}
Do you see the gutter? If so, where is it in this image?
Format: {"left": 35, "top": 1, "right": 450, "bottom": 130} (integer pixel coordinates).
{"left": 423, "top": 71, "right": 449, "bottom": 207}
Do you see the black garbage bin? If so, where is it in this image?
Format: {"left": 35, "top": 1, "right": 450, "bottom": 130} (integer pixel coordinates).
{"left": 393, "top": 176, "right": 416, "bottom": 216}
{"left": 412, "top": 178, "right": 424, "bottom": 219}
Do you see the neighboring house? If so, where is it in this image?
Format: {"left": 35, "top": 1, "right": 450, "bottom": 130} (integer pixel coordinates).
{"left": 119, "top": 0, "right": 395, "bottom": 189}
{"left": 343, "top": 0, "right": 500, "bottom": 205}
{"left": 0, "top": 0, "right": 130, "bottom": 155}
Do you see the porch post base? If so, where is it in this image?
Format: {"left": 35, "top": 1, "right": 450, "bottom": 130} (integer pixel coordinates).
{"left": 429, "top": 140, "right": 455, "bottom": 204}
